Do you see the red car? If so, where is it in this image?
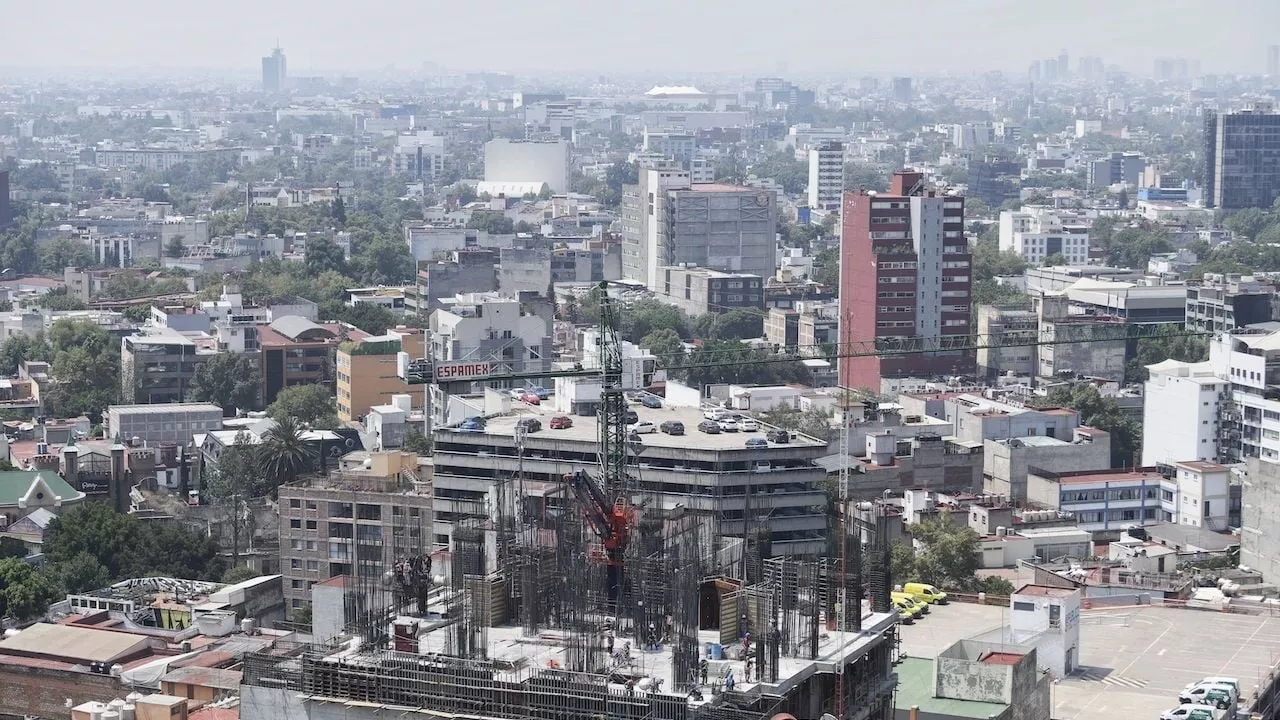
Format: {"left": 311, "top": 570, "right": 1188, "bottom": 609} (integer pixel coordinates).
{"left": 520, "top": 392, "right": 541, "bottom": 405}
{"left": 549, "top": 415, "right": 573, "bottom": 429}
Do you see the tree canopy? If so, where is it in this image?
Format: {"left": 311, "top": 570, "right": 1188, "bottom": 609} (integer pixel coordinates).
{"left": 44, "top": 503, "right": 224, "bottom": 583}
{"left": 267, "top": 384, "right": 339, "bottom": 429}
{"left": 188, "top": 353, "right": 261, "bottom": 414}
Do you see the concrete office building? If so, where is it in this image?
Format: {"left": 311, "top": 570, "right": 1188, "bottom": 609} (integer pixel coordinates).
{"left": 1185, "top": 273, "right": 1276, "bottom": 333}
{"left": 1087, "top": 152, "right": 1145, "bottom": 188}
{"left": 105, "top": 403, "right": 225, "bottom": 446}
{"left": 277, "top": 452, "right": 431, "bottom": 610}
{"left": 976, "top": 305, "right": 1037, "bottom": 379}
{"left": 262, "top": 46, "right": 287, "bottom": 93}
{"left": 431, "top": 403, "right": 829, "bottom": 553}
{"left": 984, "top": 427, "right": 1112, "bottom": 502}
{"left": 121, "top": 328, "right": 213, "bottom": 405}
{"left": 998, "top": 207, "right": 1091, "bottom": 266}
{"left": 839, "top": 171, "right": 973, "bottom": 389}
{"left": 655, "top": 267, "right": 764, "bottom": 315}
{"left": 621, "top": 169, "right": 776, "bottom": 291}
{"left": 483, "top": 139, "right": 569, "bottom": 192}
{"left": 1026, "top": 468, "right": 1168, "bottom": 536}
{"left": 1205, "top": 102, "right": 1280, "bottom": 209}
{"left": 807, "top": 141, "right": 845, "bottom": 210}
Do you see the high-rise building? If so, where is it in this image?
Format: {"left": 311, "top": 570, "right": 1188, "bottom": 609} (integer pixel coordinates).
{"left": 0, "top": 170, "right": 10, "bottom": 229}
{"left": 807, "top": 140, "right": 844, "bottom": 210}
{"left": 621, "top": 169, "right": 775, "bottom": 291}
{"left": 891, "top": 77, "right": 913, "bottom": 103}
{"left": 838, "top": 171, "right": 974, "bottom": 390}
{"left": 262, "top": 46, "right": 287, "bottom": 93}
{"left": 1268, "top": 45, "right": 1279, "bottom": 76}
{"left": 1205, "top": 102, "right": 1280, "bottom": 209}
{"left": 1087, "top": 151, "right": 1146, "bottom": 188}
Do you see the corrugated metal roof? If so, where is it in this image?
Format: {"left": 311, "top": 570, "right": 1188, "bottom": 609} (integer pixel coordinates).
{"left": 0, "top": 623, "right": 154, "bottom": 663}
{"left": 268, "top": 315, "right": 332, "bottom": 342}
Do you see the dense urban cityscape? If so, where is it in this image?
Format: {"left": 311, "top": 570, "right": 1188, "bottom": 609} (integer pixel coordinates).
{"left": 0, "top": 4, "right": 1279, "bottom": 720}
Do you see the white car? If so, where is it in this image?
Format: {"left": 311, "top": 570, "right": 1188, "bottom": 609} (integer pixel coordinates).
{"left": 630, "top": 421, "right": 658, "bottom": 434}
{"left": 718, "top": 419, "right": 740, "bottom": 432}
{"left": 1179, "top": 682, "right": 1237, "bottom": 709}
{"left": 704, "top": 407, "right": 731, "bottom": 421}
{"left": 1183, "top": 678, "right": 1239, "bottom": 695}
{"left": 1160, "top": 704, "right": 1219, "bottom": 720}
{"left": 737, "top": 417, "right": 759, "bottom": 432}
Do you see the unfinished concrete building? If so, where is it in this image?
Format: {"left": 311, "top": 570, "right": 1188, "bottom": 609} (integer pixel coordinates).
{"left": 242, "top": 511, "right": 899, "bottom": 720}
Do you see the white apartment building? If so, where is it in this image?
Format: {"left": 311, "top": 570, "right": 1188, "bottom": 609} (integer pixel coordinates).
{"left": 1142, "top": 359, "right": 1226, "bottom": 466}
{"left": 391, "top": 131, "right": 445, "bottom": 181}
{"left": 483, "top": 138, "right": 569, "bottom": 192}
{"left": 998, "top": 207, "right": 1091, "bottom": 265}
{"left": 1143, "top": 331, "right": 1280, "bottom": 466}
{"left": 807, "top": 141, "right": 845, "bottom": 210}
{"left": 427, "top": 292, "right": 553, "bottom": 426}
{"left": 1170, "top": 461, "right": 1231, "bottom": 531}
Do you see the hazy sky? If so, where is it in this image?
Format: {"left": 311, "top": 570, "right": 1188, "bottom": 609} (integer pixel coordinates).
{"left": 3, "top": 0, "right": 1277, "bottom": 76}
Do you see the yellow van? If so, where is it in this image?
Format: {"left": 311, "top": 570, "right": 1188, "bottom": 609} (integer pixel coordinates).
{"left": 892, "top": 592, "right": 928, "bottom": 617}
{"left": 904, "top": 582, "right": 948, "bottom": 605}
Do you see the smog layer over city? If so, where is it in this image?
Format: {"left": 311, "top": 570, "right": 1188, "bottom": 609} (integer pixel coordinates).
{"left": 0, "top": 3, "right": 1278, "bottom": 720}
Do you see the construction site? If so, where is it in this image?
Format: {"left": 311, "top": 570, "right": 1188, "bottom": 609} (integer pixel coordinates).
{"left": 240, "top": 285, "right": 902, "bottom": 720}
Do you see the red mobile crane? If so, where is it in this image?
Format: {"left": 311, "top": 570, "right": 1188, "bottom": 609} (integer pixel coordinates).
{"left": 564, "top": 469, "right": 635, "bottom": 567}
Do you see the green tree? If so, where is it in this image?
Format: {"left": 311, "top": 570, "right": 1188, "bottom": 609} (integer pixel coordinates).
{"left": 44, "top": 503, "right": 222, "bottom": 581}
{"left": 640, "top": 329, "right": 685, "bottom": 364}
{"left": 1126, "top": 325, "right": 1209, "bottom": 383}
{"left": 0, "top": 537, "right": 27, "bottom": 559}
{"left": 207, "top": 431, "right": 263, "bottom": 560}
{"left": 1224, "top": 208, "right": 1272, "bottom": 240}
{"left": 187, "top": 353, "right": 261, "bottom": 414}
{"left": 351, "top": 235, "right": 415, "bottom": 285}
{"left": 164, "top": 234, "right": 187, "bottom": 258}
{"left": 1042, "top": 253, "right": 1067, "bottom": 266}
{"left": 222, "top": 564, "right": 261, "bottom": 584}
{"left": 1037, "top": 385, "right": 1140, "bottom": 466}
{"left": 910, "top": 520, "right": 981, "bottom": 589}
{"left": 619, "top": 299, "right": 692, "bottom": 342}
{"left": 50, "top": 551, "right": 111, "bottom": 593}
{"left": 812, "top": 247, "right": 840, "bottom": 288}
{"left": 978, "top": 576, "right": 1015, "bottom": 596}
{"left": 844, "top": 163, "right": 889, "bottom": 192}
{"left": 972, "top": 238, "right": 1028, "bottom": 281}
{"left": 43, "top": 319, "right": 120, "bottom": 420}
{"left": 38, "top": 237, "right": 95, "bottom": 274}
{"left": 680, "top": 341, "right": 811, "bottom": 390}
{"left": 0, "top": 557, "right": 62, "bottom": 620}
{"left": 401, "top": 426, "right": 432, "bottom": 455}
{"left": 0, "top": 333, "right": 50, "bottom": 376}
{"left": 331, "top": 302, "right": 398, "bottom": 335}
{"left": 267, "top": 384, "right": 339, "bottom": 429}
{"left": 304, "top": 237, "right": 349, "bottom": 276}
{"left": 36, "top": 287, "right": 88, "bottom": 311}
{"left": 258, "top": 416, "right": 318, "bottom": 493}
{"left": 698, "top": 309, "right": 765, "bottom": 342}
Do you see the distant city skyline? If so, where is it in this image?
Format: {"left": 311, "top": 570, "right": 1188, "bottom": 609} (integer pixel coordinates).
{"left": 1, "top": 0, "right": 1278, "bottom": 77}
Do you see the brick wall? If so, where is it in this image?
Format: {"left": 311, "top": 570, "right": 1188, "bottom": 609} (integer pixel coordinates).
{"left": 0, "top": 665, "right": 121, "bottom": 719}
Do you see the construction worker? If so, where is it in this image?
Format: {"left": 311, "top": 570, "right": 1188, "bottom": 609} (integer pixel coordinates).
{"left": 699, "top": 657, "right": 709, "bottom": 685}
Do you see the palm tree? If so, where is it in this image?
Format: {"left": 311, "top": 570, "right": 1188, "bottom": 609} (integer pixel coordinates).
{"left": 258, "top": 416, "right": 317, "bottom": 496}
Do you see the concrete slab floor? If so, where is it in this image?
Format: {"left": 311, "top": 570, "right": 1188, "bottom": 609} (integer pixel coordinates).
{"left": 897, "top": 603, "right": 1280, "bottom": 719}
